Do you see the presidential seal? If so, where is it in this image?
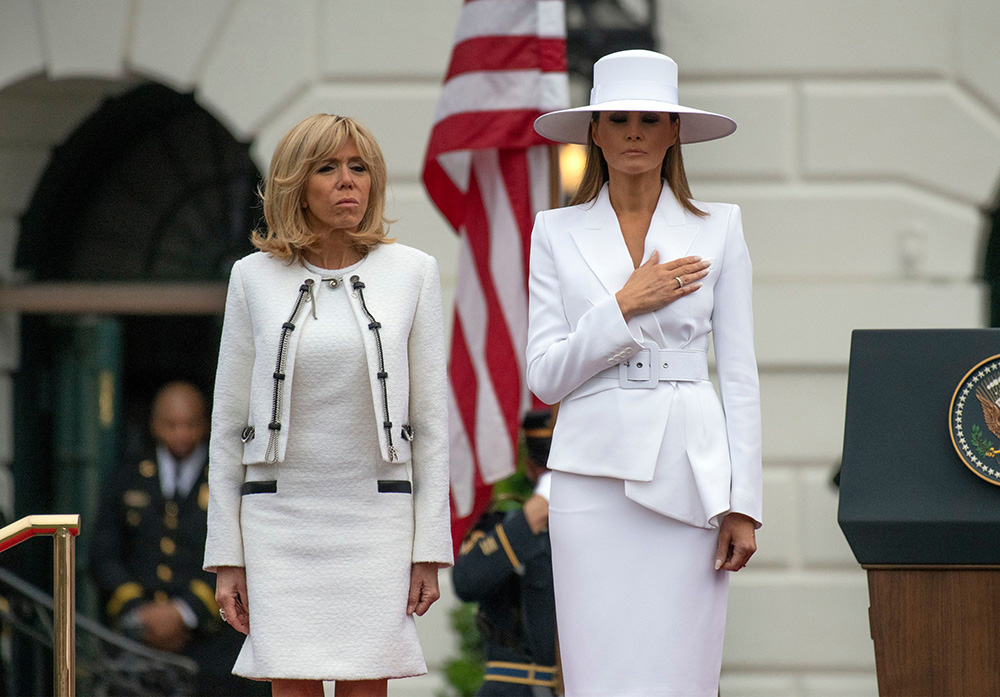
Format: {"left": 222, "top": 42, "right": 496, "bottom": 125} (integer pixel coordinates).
{"left": 950, "top": 354, "right": 1000, "bottom": 486}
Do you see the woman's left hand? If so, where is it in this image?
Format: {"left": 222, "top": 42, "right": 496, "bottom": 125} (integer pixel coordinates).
{"left": 715, "top": 513, "right": 757, "bottom": 572}
{"left": 407, "top": 562, "right": 442, "bottom": 616}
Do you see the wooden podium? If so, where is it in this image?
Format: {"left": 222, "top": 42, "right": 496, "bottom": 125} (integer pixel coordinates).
{"left": 839, "top": 330, "right": 1000, "bottom": 697}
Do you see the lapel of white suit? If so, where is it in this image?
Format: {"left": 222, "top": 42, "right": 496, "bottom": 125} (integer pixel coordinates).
{"left": 569, "top": 181, "right": 702, "bottom": 299}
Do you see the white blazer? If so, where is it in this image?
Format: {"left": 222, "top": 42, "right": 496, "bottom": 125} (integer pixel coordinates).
{"left": 204, "top": 243, "right": 453, "bottom": 569}
{"left": 526, "top": 183, "right": 762, "bottom": 529}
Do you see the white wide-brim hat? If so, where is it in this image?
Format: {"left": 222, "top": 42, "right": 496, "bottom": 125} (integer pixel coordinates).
{"left": 534, "top": 49, "right": 737, "bottom": 145}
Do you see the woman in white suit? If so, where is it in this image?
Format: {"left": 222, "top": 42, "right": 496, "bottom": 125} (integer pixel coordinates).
{"left": 204, "top": 114, "right": 452, "bottom": 697}
{"left": 527, "top": 50, "right": 762, "bottom": 696}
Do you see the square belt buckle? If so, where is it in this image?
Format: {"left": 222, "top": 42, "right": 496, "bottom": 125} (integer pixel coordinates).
{"left": 619, "top": 345, "right": 660, "bottom": 389}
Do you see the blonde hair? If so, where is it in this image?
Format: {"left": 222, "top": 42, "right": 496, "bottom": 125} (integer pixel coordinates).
{"left": 569, "top": 113, "right": 706, "bottom": 217}
{"left": 253, "top": 114, "right": 393, "bottom": 260}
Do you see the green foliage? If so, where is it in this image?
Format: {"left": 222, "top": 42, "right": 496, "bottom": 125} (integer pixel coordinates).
{"left": 971, "top": 424, "right": 995, "bottom": 457}
{"left": 437, "top": 602, "right": 484, "bottom": 697}
{"left": 490, "top": 440, "right": 535, "bottom": 509}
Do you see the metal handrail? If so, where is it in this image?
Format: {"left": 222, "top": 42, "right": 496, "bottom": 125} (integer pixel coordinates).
{"left": 0, "top": 565, "right": 198, "bottom": 696}
{"left": 0, "top": 514, "right": 81, "bottom": 697}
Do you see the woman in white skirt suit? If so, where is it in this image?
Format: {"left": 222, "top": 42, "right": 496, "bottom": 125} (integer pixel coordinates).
{"left": 203, "top": 115, "right": 453, "bottom": 697}
{"left": 527, "top": 50, "right": 763, "bottom": 696}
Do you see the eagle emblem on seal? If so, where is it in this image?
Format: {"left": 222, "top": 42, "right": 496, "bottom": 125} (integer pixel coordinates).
{"left": 950, "top": 354, "right": 1000, "bottom": 486}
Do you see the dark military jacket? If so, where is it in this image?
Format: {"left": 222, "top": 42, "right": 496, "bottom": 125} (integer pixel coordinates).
{"left": 453, "top": 508, "right": 557, "bottom": 696}
{"left": 91, "top": 454, "right": 266, "bottom": 696}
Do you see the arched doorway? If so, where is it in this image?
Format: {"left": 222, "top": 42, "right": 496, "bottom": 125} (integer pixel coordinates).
{"left": 10, "top": 80, "right": 259, "bottom": 612}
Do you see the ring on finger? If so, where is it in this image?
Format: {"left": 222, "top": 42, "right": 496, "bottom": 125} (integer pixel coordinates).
{"left": 675, "top": 276, "right": 684, "bottom": 289}
{"left": 219, "top": 608, "right": 228, "bottom": 622}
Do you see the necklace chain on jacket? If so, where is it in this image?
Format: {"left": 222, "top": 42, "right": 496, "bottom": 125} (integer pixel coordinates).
{"left": 265, "top": 280, "right": 313, "bottom": 463}
{"left": 352, "top": 275, "right": 398, "bottom": 461}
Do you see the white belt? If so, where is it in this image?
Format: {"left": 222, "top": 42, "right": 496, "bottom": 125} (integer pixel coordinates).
{"left": 596, "top": 345, "right": 709, "bottom": 389}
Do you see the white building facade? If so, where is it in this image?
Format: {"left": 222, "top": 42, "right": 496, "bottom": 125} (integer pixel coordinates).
{"left": 1, "top": 1, "right": 998, "bottom": 695}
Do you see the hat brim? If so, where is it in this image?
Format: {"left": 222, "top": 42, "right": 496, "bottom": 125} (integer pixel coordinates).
{"left": 533, "top": 100, "right": 737, "bottom": 145}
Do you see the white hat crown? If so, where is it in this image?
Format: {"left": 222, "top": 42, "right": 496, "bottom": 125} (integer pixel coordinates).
{"left": 590, "top": 50, "right": 679, "bottom": 106}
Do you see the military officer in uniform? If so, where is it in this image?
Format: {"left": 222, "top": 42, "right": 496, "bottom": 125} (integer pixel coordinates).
{"left": 91, "top": 381, "right": 266, "bottom": 696}
{"left": 453, "top": 409, "right": 559, "bottom": 696}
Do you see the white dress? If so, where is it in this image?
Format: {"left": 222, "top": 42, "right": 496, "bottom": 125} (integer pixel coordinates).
{"left": 233, "top": 257, "right": 426, "bottom": 681}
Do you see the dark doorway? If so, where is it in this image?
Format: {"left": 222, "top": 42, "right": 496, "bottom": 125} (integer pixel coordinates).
{"left": 119, "top": 316, "right": 223, "bottom": 461}
{"left": 17, "top": 82, "right": 259, "bottom": 282}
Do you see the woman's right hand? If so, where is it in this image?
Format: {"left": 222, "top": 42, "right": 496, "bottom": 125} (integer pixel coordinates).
{"left": 615, "top": 251, "right": 710, "bottom": 321}
{"left": 215, "top": 566, "right": 250, "bottom": 635}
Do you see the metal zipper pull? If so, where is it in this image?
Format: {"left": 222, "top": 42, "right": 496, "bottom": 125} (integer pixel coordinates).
{"left": 303, "top": 278, "right": 318, "bottom": 319}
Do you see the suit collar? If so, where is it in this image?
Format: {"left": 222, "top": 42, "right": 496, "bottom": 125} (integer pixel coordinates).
{"left": 652, "top": 181, "right": 690, "bottom": 228}
{"left": 572, "top": 182, "right": 702, "bottom": 297}
{"left": 645, "top": 183, "right": 701, "bottom": 265}
{"left": 572, "top": 186, "right": 632, "bottom": 296}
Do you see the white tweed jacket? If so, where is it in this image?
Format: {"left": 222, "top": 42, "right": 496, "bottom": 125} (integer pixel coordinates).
{"left": 204, "top": 243, "right": 453, "bottom": 569}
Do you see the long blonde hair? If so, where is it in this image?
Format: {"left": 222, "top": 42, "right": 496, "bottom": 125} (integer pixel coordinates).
{"left": 569, "top": 112, "right": 706, "bottom": 217}
{"left": 253, "top": 114, "right": 393, "bottom": 260}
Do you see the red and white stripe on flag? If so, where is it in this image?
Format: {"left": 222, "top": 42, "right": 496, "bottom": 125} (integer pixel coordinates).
{"left": 423, "top": 0, "right": 568, "bottom": 551}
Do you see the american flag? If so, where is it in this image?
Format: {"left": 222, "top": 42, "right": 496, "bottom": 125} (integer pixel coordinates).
{"left": 423, "top": 0, "right": 569, "bottom": 551}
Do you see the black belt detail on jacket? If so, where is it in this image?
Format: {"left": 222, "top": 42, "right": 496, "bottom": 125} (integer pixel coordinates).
{"left": 241, "top": 480, "right": 277, "bottom": 495}
{"left": 377, "top": 480, "right": 412, "bottom": 494}
{"left": 264, "top": 280, "right": 313, "bottom": 464}
{"left": 352, "top": 275, "right": 400, "bottom": 462}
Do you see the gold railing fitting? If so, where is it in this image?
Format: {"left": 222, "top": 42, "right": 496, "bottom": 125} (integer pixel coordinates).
{"left": 0, "top": 514, "right": 81, "bottom": 697}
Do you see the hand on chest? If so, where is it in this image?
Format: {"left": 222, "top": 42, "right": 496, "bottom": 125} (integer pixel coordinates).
{"left": 561, "top": 215, "right": 722, "bottom": 331}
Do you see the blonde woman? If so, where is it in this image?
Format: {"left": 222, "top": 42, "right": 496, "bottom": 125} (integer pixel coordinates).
{"left": 204, "top": 114, "right": 452, "bottom": 697}
{"left": 527, "top": 50, "right": 762, "bottom": 695}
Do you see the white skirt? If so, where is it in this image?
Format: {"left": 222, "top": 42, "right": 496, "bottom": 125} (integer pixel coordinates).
{"left": 549, "top": 471, "right": 728, "bottom": 697}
